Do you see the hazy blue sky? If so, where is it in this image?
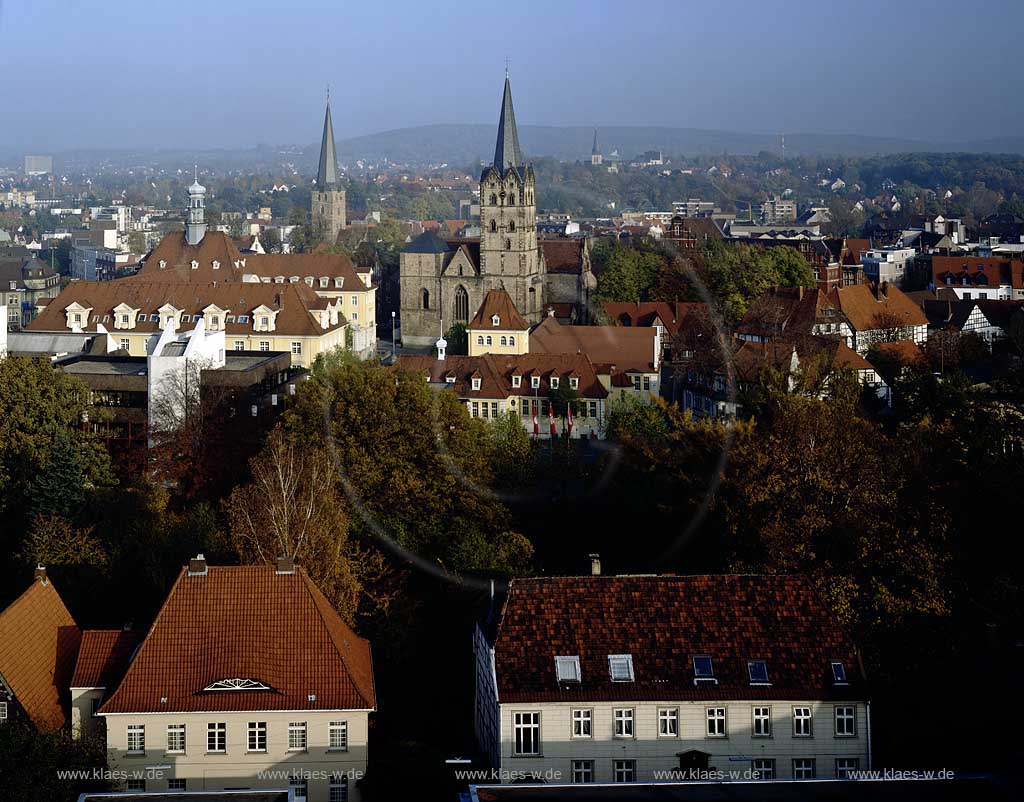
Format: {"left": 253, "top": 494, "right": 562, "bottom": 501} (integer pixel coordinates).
{"left": 1, "top": 0, "right": 1021, "bottom": 150}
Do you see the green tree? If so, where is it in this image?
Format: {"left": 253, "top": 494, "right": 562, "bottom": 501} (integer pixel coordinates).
{"left": 0, "top": 722, "right": 110, "bottom": 802}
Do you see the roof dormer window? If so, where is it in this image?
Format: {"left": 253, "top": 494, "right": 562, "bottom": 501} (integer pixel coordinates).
{"left": 747, "top": 660, "right": 770, "bottom": 685}
{"left": 191, "top": 260, "right": 199, "bottom": 270}
{"left": 531, "top": 376, "right": 540, "bottom": 389}
{"left": 319, "top": 277, "right": 329, "bottom": 288}
{"left": 831, "top": 661, "right": 848, "bottom": 685}
{"left": 159, "top": 260, "right": 167, "bottom": 269}
{"left": 555, "top": 655, "right": 581, "bottom": 684}
{"left": 445, "top": 375, "right": 456, "bottom": 384}
{"left": 693, "top": 655, "right": 716, "bottom": 683}
{"left": 550, "top": 376, "right": 559, "bottom": 389}
{"left": 471, "top": 377, "right": 482, "bottom": 391}
{"left": 512, "top": 375, "right": 522, "bottom": 388}
{"left": 212, "top": 260, "right": 220, "bottom": 270}
{"left": 569, "top": 377, "right": 579, "bottom": 390}
{"left": 335, "top": 277, "right": 344, "bottom": 288}
{"left": 492, "top": 314, "right": 500, "bottom": 326}
{"left": 608, "top": 654, "right": 634, "bottom": 682}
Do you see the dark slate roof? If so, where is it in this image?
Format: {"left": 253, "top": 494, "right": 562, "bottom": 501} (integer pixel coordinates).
{"left": 493, "top": 75, "right": 524, "bottom": 172}
{"left": 316, "top": 100, "right": 339, "bottom": 188}
{"left": 403, "top": 230, "right": 453, "bottom": 254}
{"left": 491, "top": 574, "right": 863, "bottom": 704}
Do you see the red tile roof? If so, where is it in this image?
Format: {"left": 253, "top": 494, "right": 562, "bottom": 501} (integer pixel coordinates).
{"left": 540, "top": 239, "right": 587, "bottom": 275}
{"left": 99, "top": 564, "right": 374, "bottom": 714}
{"left": 530, "top": 316, "right": 658, "bottom": 373}
{"left": 492, "top": 575, "right": 862, "bottom": 703}
{"left": 70, "top": 629, "right": 142, "bottom": 690}
{"left": 469, "top": 289, "right": 530, "bottom": 331}
{"left": 834, "top": 284, "right": 928, "bottom": 331}
{"left": 931, "top": 255, "right": 1024, "bottom": 290}
{"left": 603, "top": 301, "right": 706, "bottom": 336}
{"left": 0, "top": 575, "right": 81, "bottom": 730}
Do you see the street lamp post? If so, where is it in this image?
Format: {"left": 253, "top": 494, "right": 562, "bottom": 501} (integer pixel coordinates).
{"left": 391, "top": 311, "right": 396, "bottom": 362}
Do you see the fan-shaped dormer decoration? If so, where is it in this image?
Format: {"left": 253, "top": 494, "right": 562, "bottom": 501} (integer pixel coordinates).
{"left": 203, "top": 678, "right": 271, "bottom": 691}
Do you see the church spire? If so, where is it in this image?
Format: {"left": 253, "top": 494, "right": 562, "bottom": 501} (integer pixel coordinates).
{"left": 592, "top": 128, "right": 599, "bottom": 155}
{"left": 317, "top": 91, "right": 339, "bottom": 188}
{"left": 492, "top": 72, "right": 523, "bottom": 172}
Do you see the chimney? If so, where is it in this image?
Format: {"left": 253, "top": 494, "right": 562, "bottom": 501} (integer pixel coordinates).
{"left": 547, "top": 307, "right": 555, "bottom": 318}
{"left": 34, "top": 564, "right": 47, "bottom": 584}
{"left": 187, "top": 553, "right": 208, "bottom": 576}
{"left": 276, "top": 555, "right": 296, "bottom": 575}
{"left": 589, "top": 553, "right": 602, "bottom": 576}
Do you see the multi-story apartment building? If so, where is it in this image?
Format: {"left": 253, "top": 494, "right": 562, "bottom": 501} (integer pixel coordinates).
{"left": 861, "top": 247, "right": 916, "bottom": 288}
{"left": 99, "top": 556, "right": 375, "bottom": 801}
{"left": 0, "top": 254, "right": 60, "bottom": 328}
{"left": 760, "top": 195, "right": 798, "bottom": 225}
{"left": 931, "top": 255, "right": 1024, "bottom": 301}
{"left": 474, "top": 573, "right": 870, "bottom": 785}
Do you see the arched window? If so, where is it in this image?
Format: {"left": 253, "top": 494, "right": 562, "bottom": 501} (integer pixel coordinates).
{"left": 421, "top": 288, "right": 430, "bottom": 310}
{"left": 509, "top": 335, "right": 516, "bottom": 346}
{"left": 454, "top": 285, "right": 469, "bottom": 324}
{"left": 508, "top": 193, "right": 515, "bottom": 206}
{"left": 500, "top": 336, "right": 507, "bottom": 346}
{"left": 519, "top": 191, "right": 525, "bottom": 205}
{"left": 505, "top": 239, "right": 512, "bottom": 251}
{"left": 509, "top": 220, "right": 516, "bottom": 232}
{"left": 528, "top": 286, "right": 536, "bottom": 311}
{"left": 490, "top": 194, "right": 497, "bottom": 205}
{"left": 490, "top": 219, "right": 497, "bottom": 232}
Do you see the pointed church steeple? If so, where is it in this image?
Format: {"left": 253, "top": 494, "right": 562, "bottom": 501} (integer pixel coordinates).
{"left": 592, "top": 128, "right": 599, "bottom": 155}
{"left": 492, "top": 72, "right": 524, "bottom": 172}
{"left": 317, "top": 91, "right": 339, "bottom": 188}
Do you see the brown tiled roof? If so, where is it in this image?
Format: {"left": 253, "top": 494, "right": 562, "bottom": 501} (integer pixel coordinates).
{"left": 138, "top": 231, "right": 244, "bottom": 282}
{"left": 397, "top": 353, "right": 607, "bottom": 400}
{"left": 26, "top": 280, "right": 341, "bottom": 338}
{"left": 834, "top": 284, "right": 928, "bottom": 331}
{"left": 730, "top": 340, "right": 798, "bottom": 383}
{"left": 603, "top": 301, "right": 706, "bottom": 336}
{"left": 931, "top": 255, "right": 1024, "bottom": 290}
{"left": 245, "top": 251, "right": 370, "bottom": 288}
{"left": 873, "top": 339, "right": 926, "bottom": 366}
{"left": 70, "top": 629, "right": 142, "bottom": 690}
{"left": 530, "top": 316, "right": 658, "bottom": 373}
{"left": 0, "top": 575, "right": 81, "bottom": 730}
{"left": 540, "top": 239, "right": 586, "bottom": 274}
{"left": 100, "top": 565, "right": 375, "bottom": 714}
{"left": 736, "top": 287, "right": 839, "bottom": 340}
{"left": 469, "top": 289, "right": 530, "bottom": 331}
{"left": 492, "top": 575, "right": 862, "bottom": 704}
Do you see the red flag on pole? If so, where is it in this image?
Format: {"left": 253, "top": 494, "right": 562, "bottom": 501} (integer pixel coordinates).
{"left": 567, "top": 403, "right": 574, "bottom": 436}
{"left": 532, "top": 403, "right": 539, "bottom": 437}
{"left": 549, "top": 404, "right": 557, "bottom": 438}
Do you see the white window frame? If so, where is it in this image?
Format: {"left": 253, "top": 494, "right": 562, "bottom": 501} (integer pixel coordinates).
{"left": 234, "top": 340, "right": 245, "bottom": 351}
{"left": 571, "top": 708, "right": 592, "bottom": 739}
{"left": 513, "top": 711, "right": 541, "bottom": 756}
{"left": 207, "top": 722, "right": 226, "bottom": 753}
{"left": 831, "top": 660, "right": 849, "bottom": 685}
{"left": 571, "top": 760, "right": 594, "bottom": 783}
{"left": 288, "top": 721, "right": 307, "bottom": 751}
{"left": 658, "top": 707, "right": 678, "bottom": 737}
{"left": 168, "top": 779, "right": 187, "bottom": 791}
{"left": 0, "top": 702, "right": 6, "bottom": 722}
{"left": 608, "top": 654, "right": 634, "bottom": 682}
{"left": 748, "top": 659, "right": 770, "bottom": 685}
{"left": 550, "top": 377, "right": 559, "bottom": 389}
{"left": 569, "top": 377, "right": 579, "bottom": 389}
{"left": 706, "top": 707, "right": 726, "bottom": 737}
{"left": 119, "top": 338, "right": 130, "bottom": 351}
{"left": 329, "top": 775, "right": 349, "bottom": 802}
{"left": 166, "top": 723, "right": 185, "bottom": 754}
{"left": 127, "top": 724, "right": 145, "bottom": 754}
{"left": 834, "top": 705, "right": 856, "bottom": 737}
{"left": 613, "top": 708, "right": 634, "bottom": 738}
{"left": 613, "top": 759, "right": 636, "bottom": 783}
{"left": 554, "top": 655, "right": 581, "bottom": 683}
{"left": 752, "top": 706, "right": 771, "bottom": 737}
{"left": 836, "top": 758, "right": 860, "bottom": 778}
{"left": 752, "top": 758, "right": 775, "bottom": 780}
{"left": 512, "top": 375, "right": 522, "bottom": 388}
{"left": 531, "top": 376, "right": 541, "bottom": 389}
{"left": 693, "top": 655, "right": 716, "bottom": 683}
{"left": 289, "top": 775, "right": 308, "bottom": 801}
{"left": 793, "top": 706, "right": 812, "bottom": 737}
{"left": 247, "top": 721, "right": 267, "bottom": 752}
{"left": 291, "top": 341, "right": 302, "bottom": 355}
{"left": 471, "top": 377, "right": 481, "bottom": 391}
{"left": 328, "top": 720, "right": 348, "bottom": 751}
{"left": 259, "top": 340, "right": 270, "bottom": 352}
{"left": 793, "top": 758, "right": 816, "bottom": 779}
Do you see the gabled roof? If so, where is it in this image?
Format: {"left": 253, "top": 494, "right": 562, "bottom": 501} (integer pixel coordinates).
{"left": 492, "top": 575, "right": 862, "bottom": 703}
{"left": 530, "top": 316, "right": 658, "bottom": 373}
{"left": 834, "top": 284, "right": 928, "bottom": 331}
{"left": 469, "top": 289, "right": 530, "bottom": 331}
{"left": 603, "top": 302, "right": 706, "bottom": 336}
{"left": 138, "top": 231, "right": 244, "bottom": 283}
{"left": 0, "top": 574, "right": 81, "bottom": 730}
{"left": 71, "top": 629, "right": 142, "bottom": 690}
{"left": 99, "top": 564, "right": 374, "bottom": 714}
{"left": 931, "top": 255, "right": 1024, "bottom": 290}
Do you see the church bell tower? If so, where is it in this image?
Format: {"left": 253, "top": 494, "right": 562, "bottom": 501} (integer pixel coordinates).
{"left": 311, "top": 91, "right": 346, "bottom": 244}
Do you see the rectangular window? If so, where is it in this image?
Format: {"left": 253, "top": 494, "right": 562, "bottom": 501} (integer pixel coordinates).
{"left": 752, "top": 706, "right": 771, "bottom": 737}
{"left": 555, "top": 656, "right": 580, "bottom": 683}
{"left": 613, "top": 760, "right": 636, "bottom": 783}
{"left": 247, "top": 721, "right": 267, "bottom": 752}
{"left": 166, "top": 723, "right": 185, "bottom": 753}
{"left": 613, "top": 708, "right": 634, "bottom": 738}
{"left": 0, "top": 702, "right": 7, "bottom": 722}
{"left": 793, "top": 758, "right": 816, "bottom": 779}
{"left": 752, "top": 758, "right": 775, "bottom": 780}
{"left": 211, "top": 315, "right": 219, "bottom": 327}
{"left": 471, "top": 402, "right": 479, "bottom": 417}
{"left": 207, "top": 722, "right": 226, "bottom": 752}
{"left": 793, "top": 706, "right": 812, "bottom": 737}
{"left": 608, "top": 654, "right": 634, "bottom": 682}
{"left": 631, "top": 375, "right": 641, "bottom": 391}
{"left": 288, "top": 721, "right": 307, "bottom": 751}
{"left": 259, "top": 341, "right": 270, "bottom": 352}
{"left": 706, "top": 707, "right": 726, "bottom": 737}
{"left": 329, "top": 721, "right": 348, "bottom": 751}
{"left": 290, "top": 776, "right": 308, "bottom": 801}
{"left": 351, "top": 295, "right": 358, "bottom": 306}
{"left": 234, "top": 340, "right": 245, "bottom": 350}
{"left": 836, "top": 758, "right": 860, "bottom": 779}
{"left": 126, "top": 779, "right": 145, "bottom": 791}
{"left": 658, "top": 708, "right": 678, "bottom": 737}
{"left": 693, "top": 655, "right": 715, "bottom": 682}
{"left": 643, "top": 375, "right": 651, "bottom": 391}
{"left": 127, "top": 724, "right": 145, "bottom": 753}
{"left": 571, "top": 760, "right": 594, "bottom": 783}
{"left": 168, "top": 779, "right": 187, "bottom": 791}
{"left": 329, "top": 775, "right": 349, "bottom": 802}
{"left": 831, "top": 661, "right": 848, "bottom": 684}
{"left": 291, "top": 341, "right": 302, "bottom": 355}
{"left": 571, "top": 709, "right": 592, "bottom": 738}
{"left": 835, "top": 706, "right": 856, "bottom": 737}
{"left": 748, "top": 660, "right": 770, "bottom": 684}
{"left": 513, "top": 712, "right": 541, "bottom": 755}
{"left": 119, "top": 338, "right": 130, "bottom": 351}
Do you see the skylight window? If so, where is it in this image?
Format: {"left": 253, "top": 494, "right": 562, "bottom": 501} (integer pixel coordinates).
{"left": 554, "top": 655, "right": 581, "bottom": 684}
{"left": 608, "top": 654, "right": 634, "bottom": 682}
{"left": 693, "top": 656, "right": 716, "bottom": 683}
{"left": 831, "top": 661, "right": 848, "bottom": 685}
{"left": 748, "top": 660, "right": 770, "bottom": 685}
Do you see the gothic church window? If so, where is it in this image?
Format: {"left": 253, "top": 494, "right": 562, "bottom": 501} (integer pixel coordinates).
{"left": 509, "top": 220, "right": 516, "bottom": 232}
{"left": 490, "top": 220, "right": 497, "bottom": 232}
{"left": 505, "top": 239, "right": 512, "bottom": 251}
{"left": 490, "top": 194, "right": 497, "bottom": 205}
{"left": 454, "top": 285, "right": 469, "bottom": 324}
{"left": 421, "top": 288, "right": 430, "bottom": 310}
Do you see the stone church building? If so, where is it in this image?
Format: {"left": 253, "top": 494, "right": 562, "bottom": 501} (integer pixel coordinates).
{"left": 311, "top": 93, "right": 346, "bottom": 243}
{"left": 399, "top": 75, "right": 594, "bottom": 347}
